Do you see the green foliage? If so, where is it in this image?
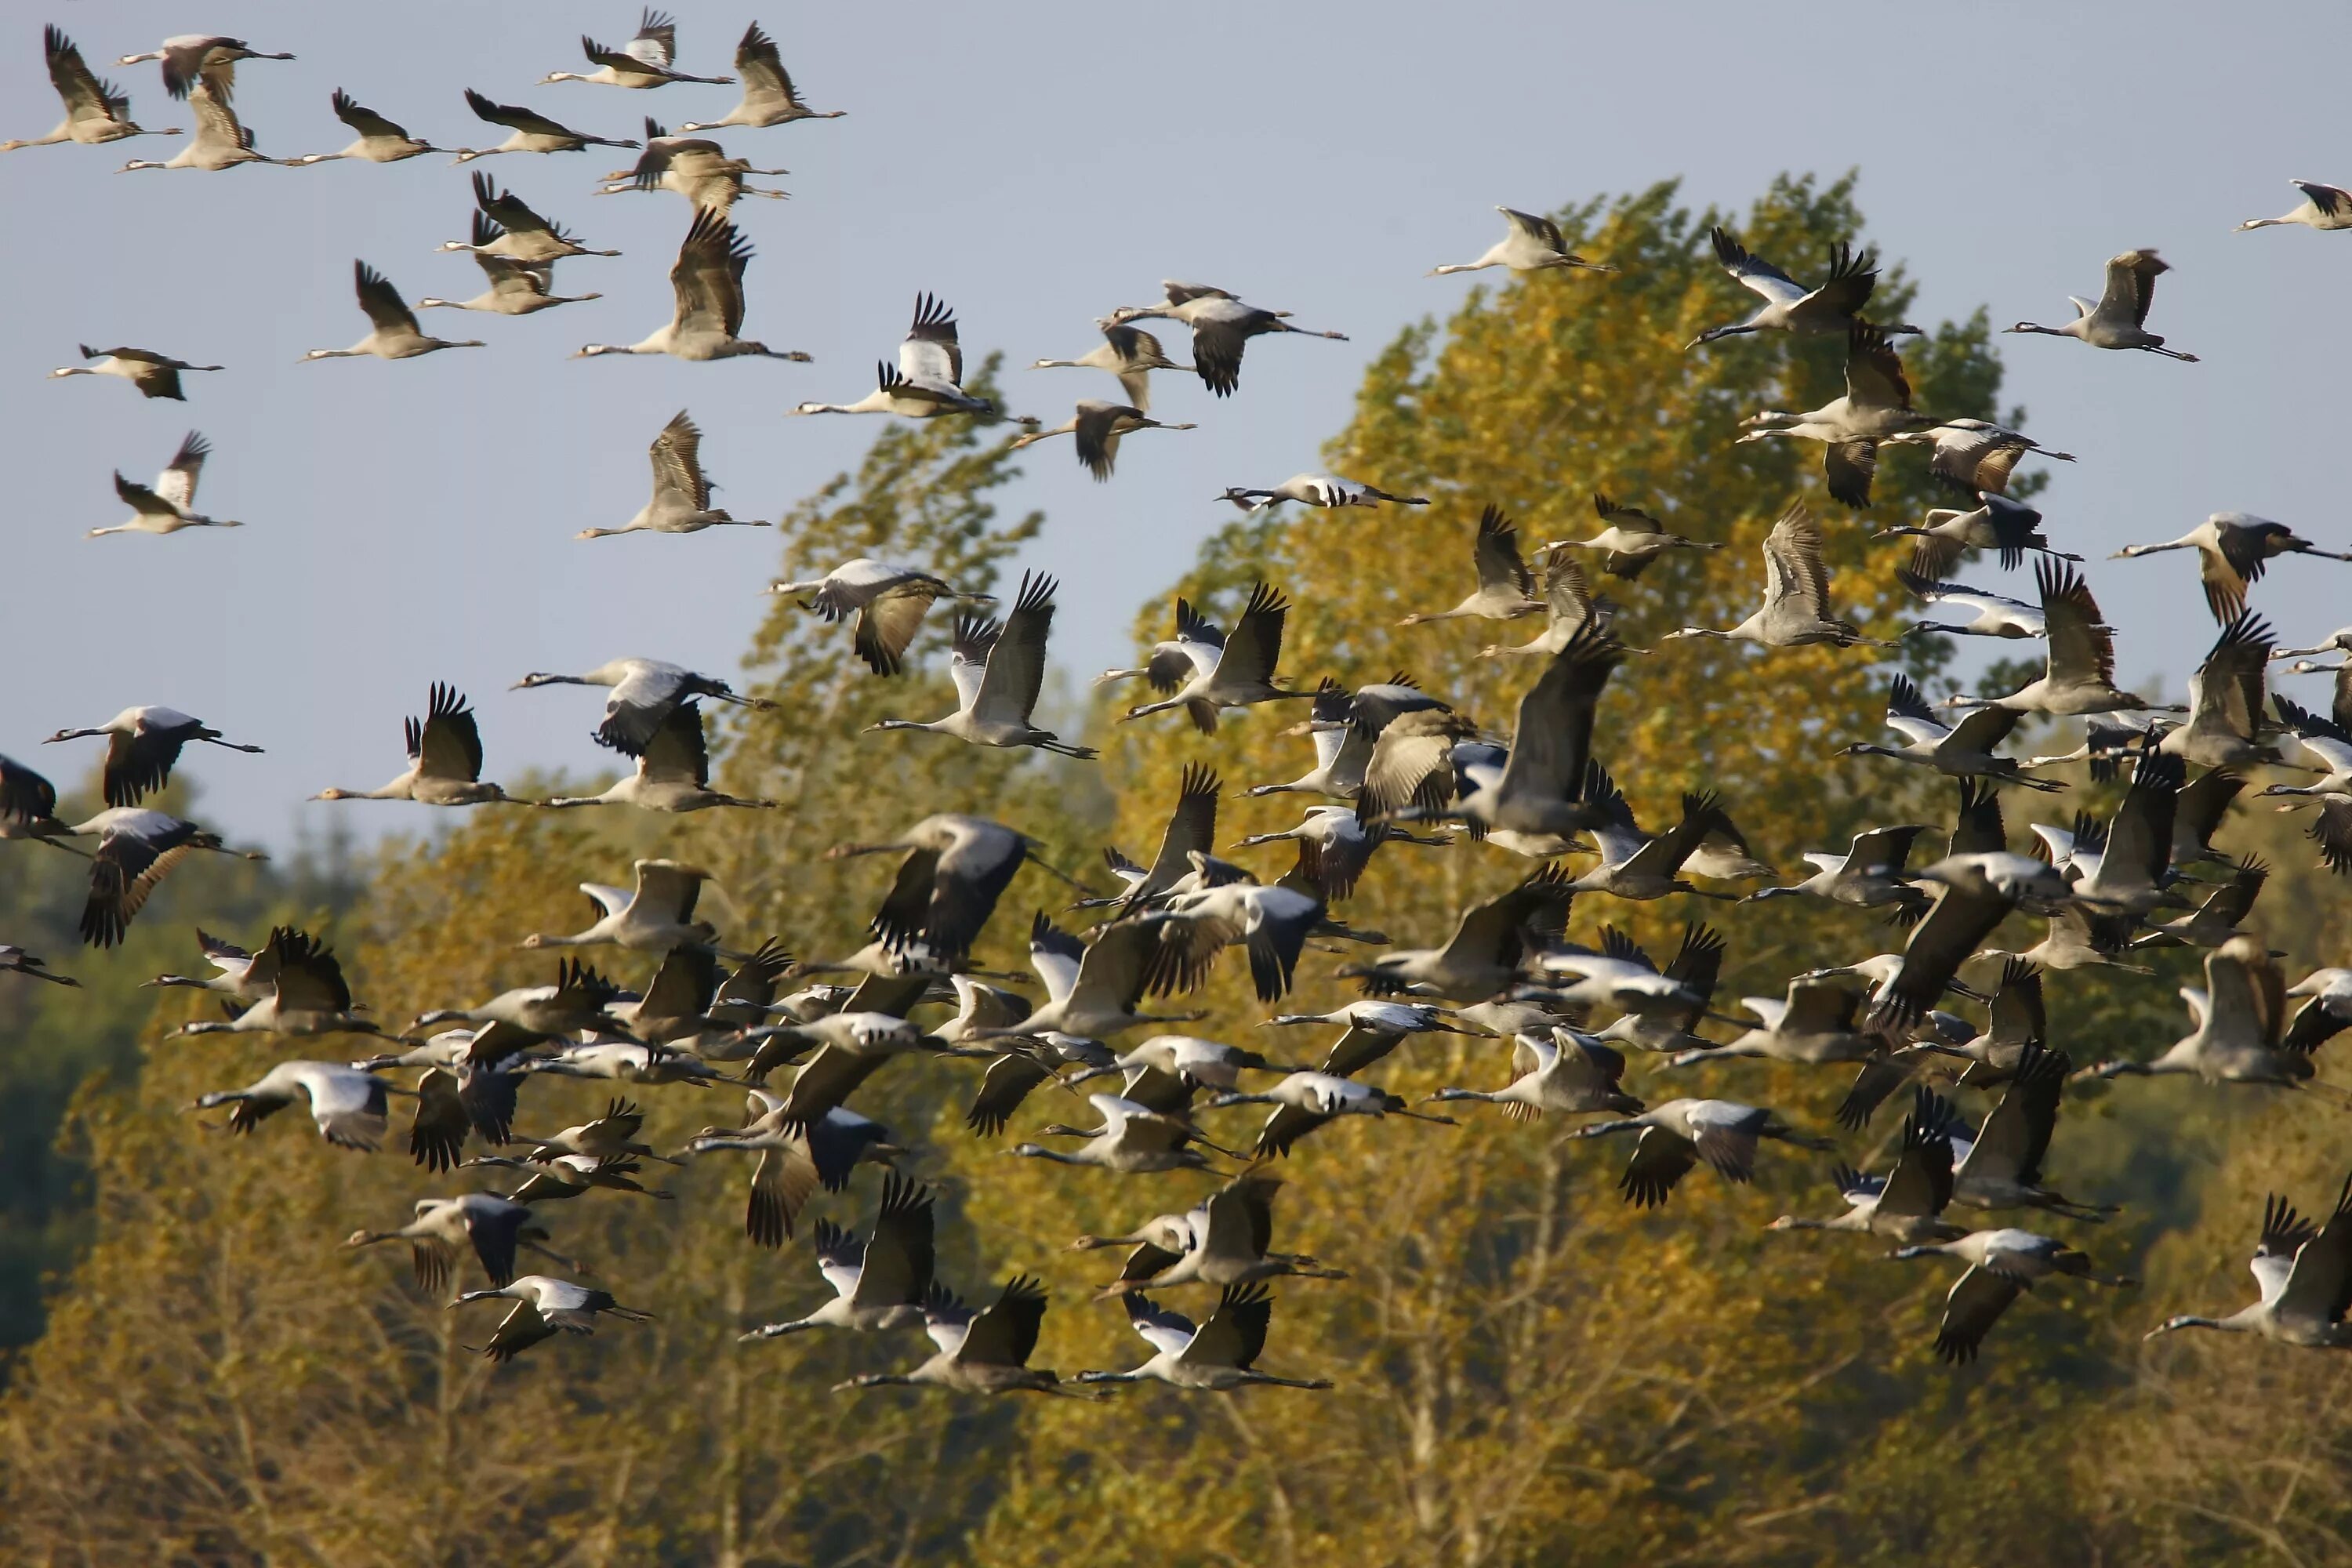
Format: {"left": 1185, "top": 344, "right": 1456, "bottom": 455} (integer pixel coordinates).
{"left": 0, "top": 777, "right": 359, "bottom": 1359}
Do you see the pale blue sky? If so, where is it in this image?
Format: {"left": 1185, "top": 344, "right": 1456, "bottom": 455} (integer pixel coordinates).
{"left": 5, "top": 2, "right": 2349, "bottom": 847}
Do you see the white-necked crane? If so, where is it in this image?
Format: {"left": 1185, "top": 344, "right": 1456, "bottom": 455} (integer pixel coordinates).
{"left": 1690, "top": 228, "right": 1918, "bottom": 347}
{"left": 194, "top": 1060, "right": 412, "bottom": 1152}
{"left": 1881, "top": 419, "right": 2074, "bottom": 497}
{"left": 169, "top": 927, "right": 382, "bottom": 1040}
{"left": 541, "top": 11, "right": 735, "bottom": 88}
{"left": 1940, "top": 561, "right": 2165, "bottom": 716}
{"left": 453, "top": 89, "right": 642, "bottom": 162}
{"left": 1543, "top": 492, "right": 1721, "bottom": 579}
{"left": 1208, "top": 1072, "right": 1454, "bottom": 1160}
{"left": 1105, "top": 281, "right": 1348, "bottom": 397}
{"left": 89, "top": 431, "right": 239, "bottom": 537}
{"left": 1259, "top": 999, "right": 1468, "bottom": 1079}
{"left": 1219, "top": 474, "right": 1427, "bottom": 513}
{"left": 445, "top": 172, "right": 619, "bottom": 263}
{"left": 1336, "top": 865, "right": 1572, "bottom": 1000}
{"left": 1668, "top": 975, "right": 1875, "bottom": 1069}
{"left": 835, "top": 1276, "right": 1087, "bottom": 1396}
{"left": 2145, "top": 1179, "right": 2352, "bottom": 1348}
{"left": 1011, "top": 401, "right": 1192, "bottom": 480}
{"left": 513, "top": 656, "right": 773, "bottom": 755}
{"left": 1073, "top": 764, "right": 1219, "bottom": 918}
{"left": 310, "top": 684, "right": 533, "bottom": 806}
{"left": 2261, "top": 693, "right": 2352, "bottom": 806}
{"left": 1033, "top": 323, "right": 1191, "bottom": 413}
{"left": 2237, "top": 180, "right": 2352, "bottom": 234}
{"left": 5, "top": 28, "right": 178, "bottom": 152}
{"left": 1231, "top": 804, "right": 1448, "bottom": 903}
{"left": 794, "top": 295, "right": 1000, "bottom": 418}
{"left": 1569, "top": 1098, "right": 1833, "bottom": 1207}
{"left": 289, "top": 91, "right": 447, "bottom": 164}
{"left": 1010, "top": 1093, "right": 1226, "bottom": 1174}
{"left": 419, "top": 223, "right": 602, "bottom": 314}
{"left": 53, "top": 346, "right": 220, "bottom": 401}
{"left": 1119, "top": 583, "right": 1307, "bottom": 733}
{"left": 1892, "top": 1228, "right": 2135, "bottom": 1363}
{"left": 1069, "top": 1037, "right": 1305, "bottom": 1100}
{"left": 1661, "top": 502, "right": 1891, "bottom": 648}
{"left": 1430, "top": 207, "right": 1613, "bottom": 277}
{"left": 2085, "top": 934, "right": 2336, "bottom": 1094}
{"left": 741, "top": 1174, "right": 935, "bottom": 1339}
{"left": 771, "top": 560, "right": 993, "bottom": 677}
{"left": 1477, "top": 550, "right": 1613, "bottom": 661}
{"left": 1869, "top": 851, "right": 2070, "bottom": 1029}
{"left": 118, "top": 35, "right": 292, "bottom": 100}
{"left": 2111, "top": 513, "right": 2352, "bottom": 624}
{"left": 144, "top": 928, "right": 279, "bottom": 1002}
{"left": 963, "top": 913, "right": 1204, "bottom": 1041}
{"left": 827, "top": 814, "right": 1033, "bottom": 964}
{"left": 450, "top": 1276, "right": 653, "bottom": 1362}
{"left": 1742, "top": 822, "right": 1929, "bottom": 915}
{"left": 681, "top": 23, "right": 844, "bottom": 130}
{"left": 1070, "top": 1171, "right": 1340, "bottom": 1293}
{"left": 1426, "top": 1028, "right": 1642, "bottom": 1120}
{"left": 599, "top": 118, "right": 788, "bottom": 209}
{"left": 2154, "top": 612, "right": 2274, "bottom": 768}
{"left": 867, "top": 573, "right": 1097, "bottom": 757}
{"left": 1948, "top": 1043, "right": 2116, "bottom": 1220}
{"left": 512, "top": 1098, "right": 682, "bottom": 1168}
{"left": 1766, "top": 1088, "right": 1961, "bottom": 1243}
{"left": 1893, "top": 569, "right": 2045, "bottom": 640}
{"left": 2130, "top": 859, "right": 2270, "bottom": 953}
{"left": 119, "top": 78, "right": 274, "bottom": 171}
{"left": 541, "top": 701, "right": 778, "bottom": 811}
{"left": 0, "top": 947, "right": 76, "bottom": 987}
{"left": 303, "top": 262, "right": 485, "bottom": 361}
{"left": 45, "top": 704, "right": 260, "bottom": 807}
{"left": 688, "top": 1096, "right": 901, "bottom": 1247}
{"left": 518, "top": 859, "right": 717, "bottom": 954}
{"left": 1736, "top": 325, "right": 1934, "bottom": 506}
{"left": 579, "top": 410, "right": 765, "bottom": 538}
{"left": 2005, "top": 249, "right": 2198, "bottom": 360}
{"left": 408, "top": 959, "right": 622, "bottom": 1043}
{"left": 1398, "top": 506, "right": 1542, "bottom": 625}
{"left": 1841, "top": 673, "right": 2063, "bottom": 789}
{"left": 1569, "top": 766, "right": 1732, "bottom": 902}
{"left": 1080, "top": 1283, "right": 1332, "bottom": 1392}
{"left": 345, "top": 1192, "right": 576, "bottom": 1294}
{"left": 1099, "top": 604, "right": 1223, "bottom": 724}
{"left": 575, "top": 209, "right": 806, "bottom": 361}
{"left": 1873, "top": 492, "right": 2080, "bottom": 582}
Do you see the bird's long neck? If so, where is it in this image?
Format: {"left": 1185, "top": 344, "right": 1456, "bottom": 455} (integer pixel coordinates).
{"left": 1429, "top": 261, "right": 1491, "bottom": 276}
{"left": 1018, "top": 1148, "right": 1087, "bottom": 1166}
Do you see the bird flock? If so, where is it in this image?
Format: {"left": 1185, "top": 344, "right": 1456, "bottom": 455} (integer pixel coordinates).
{"left": 9, "top": 13, "right": 2352, "bottom": 1390}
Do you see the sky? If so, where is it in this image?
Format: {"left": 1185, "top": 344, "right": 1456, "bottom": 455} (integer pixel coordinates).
{"left": 5, "top": 1, "right": 2350, "bottom": 850}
